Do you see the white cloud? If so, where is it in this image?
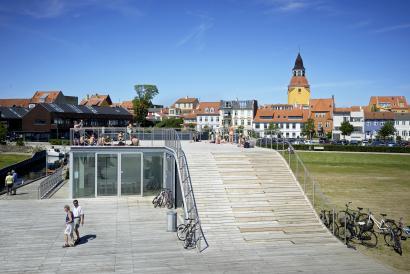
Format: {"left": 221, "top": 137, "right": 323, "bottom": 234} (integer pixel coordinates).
{"left": 177, "top": 13, "right": 214, "bottom": 51}
{"left": 1, "top": 0, "right": 142, "bottom": 19}
{"left": 372, "top": 23, "right": 410, "bottom": 34}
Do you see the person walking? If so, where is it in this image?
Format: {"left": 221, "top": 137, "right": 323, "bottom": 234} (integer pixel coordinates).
{"left": 4, "top": 172, "right": 14, "bottom": 195}
{"left": 72, "top": 200, "right": 84, "bottom": 245}
{"left": 63, "top": 205, "right": 75, "bottom": 248}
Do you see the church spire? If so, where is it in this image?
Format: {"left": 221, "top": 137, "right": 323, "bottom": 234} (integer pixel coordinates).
{"left": 292, "top": 53, "right": 305, "bottom": 76}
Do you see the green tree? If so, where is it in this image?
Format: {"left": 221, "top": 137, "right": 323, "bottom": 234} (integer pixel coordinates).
{"left": 187, "top": 123, "right": 196, "bottom": 129}
{"left": 378, "top": 121, "right": 396, "bottom": 141}
{"left": 267, "top": 123, "right": 280, "bottom": 136}
{"left": 302, "top": 118, "right": 315, "bottom": 140}
{"left": 340, "top": 121, "right": 354, "bottom": 140}
{"left": 132, "top": 84, "right": 159, "bottom": 126}
{"left": 155, "top": 117, "right": 183, "bottom": 128}
{"left": 0, "top": 123, "right": 6, "bottom": 142}
{"left": 326, "top": 131, "right": 332, "bottom": 140}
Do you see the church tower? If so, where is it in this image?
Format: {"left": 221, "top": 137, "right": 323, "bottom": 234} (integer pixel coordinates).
{"left": 287, "top": 53, "right": 310, "bottom": 105}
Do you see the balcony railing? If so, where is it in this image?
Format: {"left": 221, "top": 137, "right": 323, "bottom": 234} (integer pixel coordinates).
{"left": 69, "top": 127, "right": 196, "bottom": 146}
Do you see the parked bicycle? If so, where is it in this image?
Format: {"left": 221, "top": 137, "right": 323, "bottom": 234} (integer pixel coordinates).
{"left": 320, "top": 209, "right": 339, "bottom": 235}
{"left": 338, "top": 208, "right": 378, "bottom": 248}
{"left": 177, "top": 218, "right": 198, "bottom": 249}
{"left": 152, "top": 188, "right": 174, "bottom": 209}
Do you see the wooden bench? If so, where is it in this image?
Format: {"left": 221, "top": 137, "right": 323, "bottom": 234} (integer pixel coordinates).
{"left": 313, "top": 146, "right": 324, "bottom": 150}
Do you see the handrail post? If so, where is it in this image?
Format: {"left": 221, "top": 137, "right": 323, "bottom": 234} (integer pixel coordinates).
{"left": 304, "top": 169, "right": 307, "bottom": 192}
{"left": 332, "top": 208, "right": 335, "bottom": 235}
{"left": 312, "top": 180, "right": 315, "bottom": 207}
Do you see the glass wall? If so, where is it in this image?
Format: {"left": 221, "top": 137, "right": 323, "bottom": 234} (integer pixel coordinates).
{"left": 143, "top": 152, "right": 163, "bottom": 196}
{"left": 121, "top": 154, "right": 142, "bottom": 195}
{"left": 71, "top": 150, "right": 177, "bottom": 198}
{"left": 73, "top": 153, "right": 95, "bottom": 198}
{"left": 97, "top": 154, "right": 118, "bottom": 196}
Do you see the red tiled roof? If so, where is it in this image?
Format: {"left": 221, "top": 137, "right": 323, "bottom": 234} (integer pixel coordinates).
{"left": 334, "top": 107, "right": 351, "bottom": 113}
{"left": 310, "top": 98, "right": 334, "bottom": 112}
{"left": 0, "top": 98, "right": 30, "bottom": 107}
{"left": 364, "top": 111, "right": 395, "bottom": 120}
{"left": 289, "top": 76, "right": 309, "bottom": 87}
{"left": 30, "top": 91, "right": 62, "bottom": 104}
{"left": 80, "top": 94, "right": 112, "bottom": 106}
{"left": 175, "top": 97, "right": 199, "bottom": 104}
{"left": 369, "top": 96, "right": 408, "bottom": 109}
{"left": 195, "top": 102, "right": 220, "bottom": 115}
{"left": 254, "top": 108, "right": 309, "bottom": 123}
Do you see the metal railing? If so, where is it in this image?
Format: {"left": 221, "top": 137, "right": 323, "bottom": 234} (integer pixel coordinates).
{"left": 69, "top": 127, "right": 195, "bottom": 146}
{"left": 164, "top": 129, "right": 209, "bottom": 252}
{"left": 255, "top": 133, "right": 342, "bottom": 239}
{"left": 38, "top": 167, "right": 65, "bottom": 199}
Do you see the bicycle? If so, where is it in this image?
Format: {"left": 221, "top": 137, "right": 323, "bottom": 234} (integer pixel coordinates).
{"left": 176, "top": 218, "right": 198, "bottom": 249}
{"left": 364, "top": 212, "right": 399, "bottom": 236}
{"left": 339, "top": 210, "right": 378, "bottom": 248}
{"left": 152, "top": 188, "right": 173, "bottom": 209}
{"left": 320, "top": 209, "right": 339, "bottom": 235}
{"left": 384, "top": 226, "right": 403, "bottom": 255}
{"left": 338, "top": 202, "right": 367, "bottom": 228}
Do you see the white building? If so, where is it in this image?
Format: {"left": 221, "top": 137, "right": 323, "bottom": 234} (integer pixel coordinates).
{"left": 253, "top": 105, "right": 308, "bottom": 139}
{"left": 220, "top": 100, "right": 257, "bottom": 130}
{"left": 168, "top": 97, "right": 199, "bottom": 117}
{"left": 195, "top": 102, "right": 221, "bottom": 131}
{"left": 395, "top": 113, "right": 410, "bottom": 141}
{"left": 333, "top": 106, "right": 365, "bottom": 141}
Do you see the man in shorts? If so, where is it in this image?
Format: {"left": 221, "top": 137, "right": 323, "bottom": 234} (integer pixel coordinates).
{"left": 72, "top": 200, "right": 84, "bottom": 245}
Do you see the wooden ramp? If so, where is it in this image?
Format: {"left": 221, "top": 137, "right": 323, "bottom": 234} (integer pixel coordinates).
{"left": 183, "top": 142, "right": 394, "bottom": 273}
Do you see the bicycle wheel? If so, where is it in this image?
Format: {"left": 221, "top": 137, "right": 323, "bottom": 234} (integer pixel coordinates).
{"left": 177, "top": 224, "right": 188, "bottom": 241}
{"left": 166, "top": 200, "right": 173, "bottom": 209}
{"left": 385, "top": 220, "right": 402, "bottom": 237}
{"left": 361, "top": 231, "right": 378, "bottom": 248}
{"left": 338, "top": 211, "right": 352, "bottom": 227}
{"left": 338, "top": 223, "right": 355, "bottom": 242}
{"left": 384, "top": 231, "right": 394, "bottom": 247}
{"left": 394, "top": 235, "right": 402, "bottom": 255}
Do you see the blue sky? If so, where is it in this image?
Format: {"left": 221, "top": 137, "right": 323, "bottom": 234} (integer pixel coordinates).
{"left": 0, "top": 0, "right": 409, "bottom": 107}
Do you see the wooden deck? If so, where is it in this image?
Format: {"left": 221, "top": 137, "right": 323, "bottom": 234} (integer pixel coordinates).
{"left": 0, "top": 142, "right": 395, "bottom": 273}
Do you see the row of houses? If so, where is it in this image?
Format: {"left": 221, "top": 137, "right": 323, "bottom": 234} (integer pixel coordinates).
{"left": 165, "top": 95, "right": 410, "bottom": 141}
{"left": 0, "top": 91, "right": 133, "bottom": 140}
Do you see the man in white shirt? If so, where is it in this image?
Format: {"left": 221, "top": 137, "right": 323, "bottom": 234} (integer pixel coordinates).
{"left": 72, "top": 200, "right": 84, "bottom": 245}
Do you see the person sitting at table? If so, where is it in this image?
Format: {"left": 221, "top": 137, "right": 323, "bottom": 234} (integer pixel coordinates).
{"left": 117, "top": 132, "right": 125, "bottom": 146}
{"left": 104, "top": 135, "right": 111, "bottom": 146}
{"left": 88, "top": 134, "right": 95, "bottom": 145}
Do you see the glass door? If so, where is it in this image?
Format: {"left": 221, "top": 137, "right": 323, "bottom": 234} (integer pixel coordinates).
{"left": 120, "top": 153, "right": 142, "bottom": 195}
{"left": 96, "top": 154, "right": 118, "bottom": 196}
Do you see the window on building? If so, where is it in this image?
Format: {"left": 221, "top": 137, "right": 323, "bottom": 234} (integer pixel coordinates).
{"left": 241, "top": 120, "right": 244, "bottom": 126}
{"left": 216, "top": 117, "right": 219, "bottom": 122}
{"left": 264, "top": 123, "right": 267, "bottom": 129}
{"left": 256, "top": 123, "right": 260, "bottom": 129}
{"left": 292, "top": 132, "right": 296, "bottom": 137}
{"left": 292, "top": 123, "right": 296, "bottom": 129}
{"left": 402, "top": 121, "right": 406, "bottom": 125}
{"left": 199, "top": 117, "right": 202, "bottom": 122}
{"left": 374, "top": 121, "right": 378, "bottom": 126}
{"left": 298, "top": 88, "right": 301, "bottom": 94}
{"left": 396, "top": 121, "right": 400, "bottom": 125}
{"left": 205, "top": 117, "right": 208, "bottom": 122}
{"left": 34, "top": 119, "right": 47, "bottom": 125}
{"left": 318, "top": 122, "right": 322, "bottom": 129}
{"left": 380, "top": 121, "right": 384, "bottom": 126}
{"left": 247, "top": 120, "right": 251, "bottom": 126}
{"left": 326, "top": 121, "right": 330, "bottom": 128}
{"left": 205, "top": 108, "right": 209, "bottom": 113}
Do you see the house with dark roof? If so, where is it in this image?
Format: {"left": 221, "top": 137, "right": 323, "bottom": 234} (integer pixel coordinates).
{"left": 364, "top": 111, "right": 395, "bottom": 140}
{"left": 21, "top": 103, "right": 132, "bottom": 140}
{"left": 0, "top": 107, "right": 29, "bottom": 132}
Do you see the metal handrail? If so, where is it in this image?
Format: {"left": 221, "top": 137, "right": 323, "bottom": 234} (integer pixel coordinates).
{"left": 255, "top": 136, "right": 332, "bottom": 210}
{"left": 69, "top": 127, "right": 195, "bottom": 146}
{"left": 38, "top": 167, "right": 65, "bottom": 199}
{"left": 164, "top": 129, "right": 209, "bottom": 252}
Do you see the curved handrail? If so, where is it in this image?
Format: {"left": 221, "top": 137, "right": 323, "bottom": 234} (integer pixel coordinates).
{"left": 164, "top": 129, "right": 209, "bottom": 252}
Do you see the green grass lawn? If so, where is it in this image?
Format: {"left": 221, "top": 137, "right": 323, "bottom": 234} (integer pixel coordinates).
{"left": 0, "top": 154, "right": 30, "bottom": 169}
{"left": 290, "top": 151, "right": 410, "bottom": 272}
